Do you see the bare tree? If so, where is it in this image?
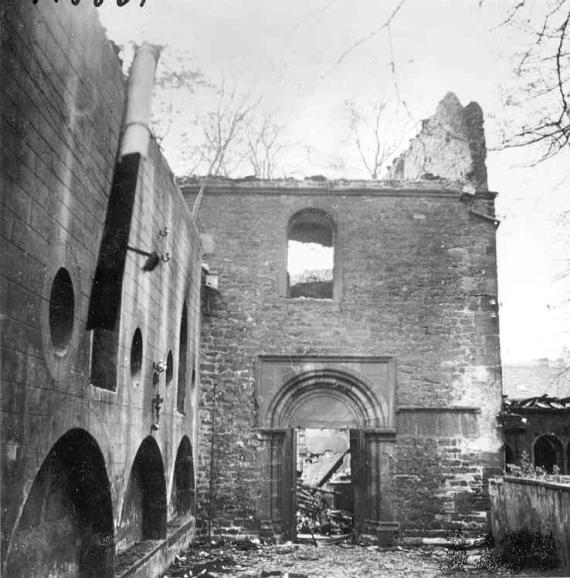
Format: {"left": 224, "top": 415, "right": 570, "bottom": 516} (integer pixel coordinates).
{"left": 344, "top": 98, "right": 409, "bottom": 179}
{"left": 184, "top": 81, "right": 261, "bottom": 177}
{"left": 246, "top": 114, "right": 284, "bottom": 179}
{"left": 150, "top": 47, "right": 207, "bottom": 144}
{"left": 150, "top": 63, "right": 289, "bottom": 214}
{"left": 487, "top": 0, "right": 570, "bottom": 161}
{"left": 187, "top": 83, "right": 262, "bottom": 216}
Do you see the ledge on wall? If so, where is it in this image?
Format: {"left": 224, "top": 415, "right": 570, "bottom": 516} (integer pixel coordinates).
{"left": 115, "top": 515, "right": 195, "bottom": 578}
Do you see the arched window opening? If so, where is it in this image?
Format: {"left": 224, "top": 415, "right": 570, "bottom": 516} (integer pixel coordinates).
{"left": 49, "top": 267, "right": 75, "bottom": 353}
{"left": 287, "top": 209, "right": 334, "bottom": 299}
{"left": 130, "top": 328, "right": 143, "bottom": 377}
{"left": 6, "top": 429, "right": 114, "bottom": 577}
{"left": 177, "top": 302, "right": 188, "bottom": 414}
{"left": 166, "top": 350, "right": 174, "bottom": 385}
{"left": 533, "top": 434, "right": 563, "bottom": 473}
{"left": 504, "top": 444, "right": 515, "bottom": 469}
{"left": 172, "top": 437, "right": 195, "bottom": 516}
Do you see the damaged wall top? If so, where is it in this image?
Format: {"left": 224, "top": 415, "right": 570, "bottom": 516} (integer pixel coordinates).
{"left": 391, "top": 92, "right": 488, "bottom": 192}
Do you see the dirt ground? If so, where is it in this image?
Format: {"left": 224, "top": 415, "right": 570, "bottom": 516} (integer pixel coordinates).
{"left": 162, "top": 539, "right": 565, "bottom": 578}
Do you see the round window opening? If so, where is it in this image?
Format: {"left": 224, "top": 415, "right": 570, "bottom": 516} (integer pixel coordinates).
{"left": 130, "top": 329, "right": 143, "bottom": 376}
{"left": 49, "top": 268, "right": 75, "bottom": 354}
{"left": 166, "top": 351, "right": 174, "bottom": 385}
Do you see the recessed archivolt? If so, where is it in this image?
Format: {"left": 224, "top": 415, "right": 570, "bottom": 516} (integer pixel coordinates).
{"left": 268, "top": 369, "right": 386, "bottom": 428}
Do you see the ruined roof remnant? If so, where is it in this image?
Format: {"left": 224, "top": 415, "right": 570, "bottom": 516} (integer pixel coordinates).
{"left": 391, "top": 92, "right": 488, "bottom": 192}
{"left": 504, "top": 395, "right": 570, "bottom": 411}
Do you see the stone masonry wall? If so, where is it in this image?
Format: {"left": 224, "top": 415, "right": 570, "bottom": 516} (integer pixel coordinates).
{"left": 490, "top": 477, "right": 570, "bottom": 572}
{"left": 1, "top": 1, "right": 201, "bottom": 573}
{"left": 183, "top": 177, "right": 503, "bottom": 537}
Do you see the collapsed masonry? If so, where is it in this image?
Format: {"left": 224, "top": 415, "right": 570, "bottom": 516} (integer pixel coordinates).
{"left": 181, "top": 92, "right": 503, "bottom": 544}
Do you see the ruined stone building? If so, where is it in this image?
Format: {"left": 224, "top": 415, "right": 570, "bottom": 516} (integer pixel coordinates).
{"left": 502, "top": 396, "right": 570, "bottom": 475}
{"left": 502, "top": 361, "right": 570, "bottom": 475}
{"left": 2, "top": 2, "right": 201, "bottom": 576}
{"left": 2, "top": 0, "right": 504, "bottom": 574}
{"left": 181, "top": 93, "right": 504, "bottom": 543}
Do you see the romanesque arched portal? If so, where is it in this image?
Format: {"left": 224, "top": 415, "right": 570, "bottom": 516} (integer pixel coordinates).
{"left": 255, "top": 356, "right": 398, "bottom": 542}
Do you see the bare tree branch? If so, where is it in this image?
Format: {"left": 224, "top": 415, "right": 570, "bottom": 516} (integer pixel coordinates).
{"left": 345, "top": 98, "right": 409, "bottom": 179}
{"left": 246, "top": 114, "right": 284, "bottom": 179}
{"left": 490, "top": 0, "right": 570, "bottom": 161}
{"left": 555, "top": 9, "right": 570, "bottom": 120}
{"left": 336, "top": 0, "right": 407, "bottom": 66}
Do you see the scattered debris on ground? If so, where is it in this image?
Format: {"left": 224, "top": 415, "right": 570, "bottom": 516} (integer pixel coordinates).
{"left": 163, "top": 536, "right": 565, "bottom": 577}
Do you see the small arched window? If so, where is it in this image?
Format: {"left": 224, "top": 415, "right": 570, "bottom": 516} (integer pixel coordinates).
{"left": 287, "top": 209, "right": 334, "bottom": 299}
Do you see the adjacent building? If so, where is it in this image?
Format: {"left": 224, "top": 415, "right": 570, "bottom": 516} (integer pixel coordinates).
{"left": 2, "top": 2, "right": 201, "bottom": 576}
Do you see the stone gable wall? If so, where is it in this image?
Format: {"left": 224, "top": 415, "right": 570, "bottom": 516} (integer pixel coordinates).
{"left": 184, "top": 181, "right": 502, "bottom": 537}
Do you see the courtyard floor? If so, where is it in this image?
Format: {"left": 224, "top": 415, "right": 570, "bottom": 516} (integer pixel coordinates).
{"left": 162, "top": 539, "right": 564, "bottom": 578}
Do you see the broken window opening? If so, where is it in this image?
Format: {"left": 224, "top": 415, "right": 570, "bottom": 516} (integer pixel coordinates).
{"left": 90, "top": 328, "right": 119, "bottom": 391}
{"left": 287, "top": 210, "right": 334, "bottom": 299}
{"left": 295, "top": 427, "right": 352, "bottom": 541}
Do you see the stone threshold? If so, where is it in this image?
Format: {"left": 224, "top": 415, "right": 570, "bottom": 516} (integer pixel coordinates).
{"left": 115, "top": 515, "right": 196, "bottom": 578}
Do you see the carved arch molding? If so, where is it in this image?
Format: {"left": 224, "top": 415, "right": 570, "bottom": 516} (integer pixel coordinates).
{"left": 255, "top": 355, "right": 398, "bottom": 541}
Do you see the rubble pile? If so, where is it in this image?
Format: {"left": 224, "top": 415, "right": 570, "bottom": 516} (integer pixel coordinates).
{"left": 296, "top": 483, "right": 352, "bottom": 537}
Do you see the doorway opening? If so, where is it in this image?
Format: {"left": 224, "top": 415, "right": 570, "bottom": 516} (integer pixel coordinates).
{"left": 295, "top": 427, "right": 353, "bottom": 541}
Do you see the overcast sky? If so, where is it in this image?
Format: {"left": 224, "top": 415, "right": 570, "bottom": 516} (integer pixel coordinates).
{"left": 99, "top": 0, "right": 570, "bottom": 364}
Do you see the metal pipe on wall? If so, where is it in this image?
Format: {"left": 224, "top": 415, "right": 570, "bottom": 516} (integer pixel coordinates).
{"left": 120, "top": 43, "right": 161, "bottom": 159}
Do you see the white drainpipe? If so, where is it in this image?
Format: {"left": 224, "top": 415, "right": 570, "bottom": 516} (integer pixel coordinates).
{"left": 120, "top": 43, "right": 161, "bottom": 159}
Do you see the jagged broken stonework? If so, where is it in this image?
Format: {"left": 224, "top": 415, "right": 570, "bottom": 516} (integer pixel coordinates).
{"left": 391, "top": 92, "right": 488, "bottom": 192}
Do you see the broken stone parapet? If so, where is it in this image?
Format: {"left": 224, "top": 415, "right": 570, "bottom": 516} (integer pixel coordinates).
{"left": 178, "top": 175, "right": 496, "bottom": 197}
